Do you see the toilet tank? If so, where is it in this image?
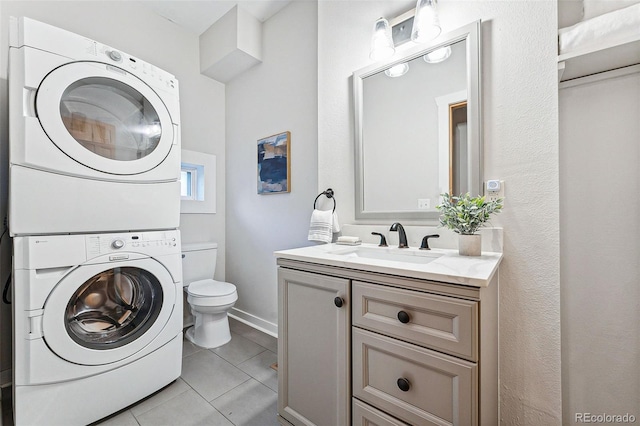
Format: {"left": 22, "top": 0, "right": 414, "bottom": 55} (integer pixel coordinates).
{"left": 181, "top": 242, "right": 218, "bottom": 287}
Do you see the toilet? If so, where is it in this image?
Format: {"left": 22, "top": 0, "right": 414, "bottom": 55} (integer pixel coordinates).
{"left": 181, "top": 242, "right": 238, "bottom": 349}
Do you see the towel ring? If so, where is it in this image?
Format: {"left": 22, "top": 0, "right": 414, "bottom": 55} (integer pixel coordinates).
{"left": 314, "top": 188, "right": 336, "bottom": 212}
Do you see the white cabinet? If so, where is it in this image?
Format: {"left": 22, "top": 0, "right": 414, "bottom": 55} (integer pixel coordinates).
{"left": 277, "top": 268, "right": 351, "bottom": 426}
{"left": 277, "top": 258, "right": 498, "bottom": 426}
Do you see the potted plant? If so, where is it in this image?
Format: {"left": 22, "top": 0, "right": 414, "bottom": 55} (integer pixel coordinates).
{"left": 436, "top": 193, "right": 503, "bottom": 256}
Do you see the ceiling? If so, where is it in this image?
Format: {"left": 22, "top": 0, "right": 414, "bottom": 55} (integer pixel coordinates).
{"left": 144, "top": 0, "right": 293, "bottom": 35}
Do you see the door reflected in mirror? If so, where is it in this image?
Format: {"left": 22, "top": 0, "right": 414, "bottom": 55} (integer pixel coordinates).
{"left": 449, "top": 101, "right": 467, "bottom": 196}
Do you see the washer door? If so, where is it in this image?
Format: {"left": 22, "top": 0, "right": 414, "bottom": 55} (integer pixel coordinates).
{"left": 36, "top": 61, "right": 174, "bottom": 176}
{"left": 42, "top": 258, "right": 176, "bottom": 366}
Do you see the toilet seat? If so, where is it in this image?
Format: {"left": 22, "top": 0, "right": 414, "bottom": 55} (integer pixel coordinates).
{"left": 188, "top": 279, "right": 236, "bottom": 297}
{"left": 187, "top": 279, "right": 238, "bottom": 307}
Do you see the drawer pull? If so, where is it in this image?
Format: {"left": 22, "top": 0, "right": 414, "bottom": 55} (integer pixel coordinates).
{"left": 334, "top": 297, "right": 344, "bottom": 308}
{"left": 397, "top": 378, "right": 411, "bottom": 392}
{"left": 397, "top": 310, "right": 410, "bottom": 324}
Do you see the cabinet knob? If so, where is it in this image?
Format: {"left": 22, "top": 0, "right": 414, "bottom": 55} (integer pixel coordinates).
{"left": 397, "top": 310, "right": 410, "bottom": 324}
{"left": 397, "top": 378, "right": 411, "bottom": 392}
{"left": 334, "top": 297, "right": 344, "bottom": 308}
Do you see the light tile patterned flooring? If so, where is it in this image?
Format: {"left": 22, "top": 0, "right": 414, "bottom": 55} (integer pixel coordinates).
{"left": 0, "top": 319, "right": 278, "bottom": 426}
{"left": 96, "top": 318, "right": 279, "bottom": 426}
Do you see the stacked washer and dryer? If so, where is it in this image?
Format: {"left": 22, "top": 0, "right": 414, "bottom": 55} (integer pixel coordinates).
{"left": 8, "top": 17, "right": 184, "bottom": 425}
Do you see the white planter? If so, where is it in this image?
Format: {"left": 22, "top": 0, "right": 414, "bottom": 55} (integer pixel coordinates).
{"left": 458, "top": 234, "right": 481, "bottom": 256}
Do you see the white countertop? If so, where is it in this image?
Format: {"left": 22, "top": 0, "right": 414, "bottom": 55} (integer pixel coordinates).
{"left": 275, "top": 243, "right": 502, "bottom": 288}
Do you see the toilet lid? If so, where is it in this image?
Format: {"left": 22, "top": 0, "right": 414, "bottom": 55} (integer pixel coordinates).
{"left": 188, "top": 279, "right": 236, "bottom": 297}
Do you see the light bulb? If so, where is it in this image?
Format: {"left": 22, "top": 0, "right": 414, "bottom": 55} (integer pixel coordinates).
{"left": 384, "top": 63, "right": 410, "bottom": 77}
{"left": 424, "top": 46, "right": 451, "bottom": 63}
{"left": 370, "top": 17, "right": 395, "bottom": 61}
{"left": 410, "top": 0, "right": 442, "bottom": 43}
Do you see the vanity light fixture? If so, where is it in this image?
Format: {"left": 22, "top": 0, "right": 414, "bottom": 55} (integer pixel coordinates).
{"left": 384, "top": 62, "right": 410, "bottom": 77}
{"left": 423, "top": 46, "right": 451, "bottom": 63}
{"left": 410, "top": 0, "right": 442, "bottom": 43}
{"left": 369, "top": 17, "right": 395, "bottom": 60}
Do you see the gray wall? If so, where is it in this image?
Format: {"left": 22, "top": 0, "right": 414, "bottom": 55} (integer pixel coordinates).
{"left": 225, "top": 1, "right": 318, "bottom": 333}
{"left": 0, "top": 0, "right": 225, "bottom": 380}
{"left": 560, "top": 70, "right": 640, "bottom": 424}
{"left": 318, "top": 1, "right": 561, "bottom": 424}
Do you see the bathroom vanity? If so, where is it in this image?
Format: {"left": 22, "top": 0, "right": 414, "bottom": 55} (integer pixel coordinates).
{"left": 275, "top": 244, "right": 501, "bottom": 426}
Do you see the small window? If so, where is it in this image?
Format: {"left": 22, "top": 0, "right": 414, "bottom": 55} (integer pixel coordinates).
{"left": 181, "top": 149, "right": 216, "bottom": 214}
{"left": 180, "top": 162, "right": 205, "bottom": 201}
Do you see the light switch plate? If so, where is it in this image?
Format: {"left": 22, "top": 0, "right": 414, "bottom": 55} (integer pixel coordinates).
{"left": 417, "top": 198, "right": 431, "bottom": 209}
{"left": 486, "top": 180, "right": 505, "bottom": 202}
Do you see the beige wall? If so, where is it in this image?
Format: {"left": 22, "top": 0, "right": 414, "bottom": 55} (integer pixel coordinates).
{"left": 0, "top": 0, "right": 225, "bottom": 380}
{"left": 318, "top": 1, "right": 561, "bottom": 424}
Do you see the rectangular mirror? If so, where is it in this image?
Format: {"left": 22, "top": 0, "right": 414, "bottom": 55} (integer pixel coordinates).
{"left": 353, "top": 20, "right": 482, "bottom": 221}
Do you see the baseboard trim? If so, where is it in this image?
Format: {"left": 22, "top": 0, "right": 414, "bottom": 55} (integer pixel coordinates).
{"left": 229, "top": 308, "right": 277, "bottom": 337}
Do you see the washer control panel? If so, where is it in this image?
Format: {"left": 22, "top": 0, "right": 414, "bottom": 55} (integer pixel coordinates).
{"left": 13, "top": 230, "right": 181, "bottom": 270}
{"left": 86, "top": 230, "right": 180, "bottom": 258}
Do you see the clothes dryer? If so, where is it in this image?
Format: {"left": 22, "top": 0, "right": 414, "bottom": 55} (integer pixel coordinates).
{"left": 8, "top": 17, "right": 181, "bottom": 235}
{"left": 12, "top": 230, "right": 183, "bottom": 426}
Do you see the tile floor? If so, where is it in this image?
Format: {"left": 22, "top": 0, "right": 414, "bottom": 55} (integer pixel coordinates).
{"left": 2, "top": 319, "right": 279, "bottom": 426}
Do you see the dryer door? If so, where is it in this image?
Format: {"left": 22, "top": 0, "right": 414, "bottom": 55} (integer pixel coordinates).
{"left": 41, "top": 258, "right": 177, "bottom": 365}
{"left": 36, "top": 61, "right": 175, "bottom": 176}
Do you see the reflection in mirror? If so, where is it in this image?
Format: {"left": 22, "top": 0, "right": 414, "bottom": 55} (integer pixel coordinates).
{"left": 449, "top": 101, "right": 468, "bottom": 195}
{"left": 362, "top": 40, "right": 466, "bottom": 213}
{"left": 354, "top": 21, "right": 481, "bottom": 221}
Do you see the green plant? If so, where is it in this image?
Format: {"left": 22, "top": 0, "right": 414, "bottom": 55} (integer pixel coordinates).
{"left": 436, "top": 193, "right": 503, "bottom": 235}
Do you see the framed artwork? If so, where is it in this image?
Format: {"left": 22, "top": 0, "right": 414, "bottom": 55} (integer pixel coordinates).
{"left": 257, "top": 131, "right": 290, "bottom": 194}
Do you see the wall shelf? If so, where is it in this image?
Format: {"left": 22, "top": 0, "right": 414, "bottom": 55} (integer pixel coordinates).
{"left": 557, "top": 32, "right": 640, "bottom": 82}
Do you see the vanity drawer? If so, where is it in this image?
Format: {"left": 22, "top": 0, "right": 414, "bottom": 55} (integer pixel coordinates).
{"left": 352, "top": 281, "right": 478, "bottom": 360}
{"left": 353, "top": 398, "right": 409, "bottom": 426}
{"left": 352, "top": 328, "right": 477, "bottom": 426}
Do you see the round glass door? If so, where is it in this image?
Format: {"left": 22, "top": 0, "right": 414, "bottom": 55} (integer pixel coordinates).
{"left": 36, "top": 61, "right": 175, "bottom": 175}
{"left": 60, "top": 77, "right": 162, "bottom": 162}
{"left": 65, "top": 267, "right": 163, "bottom": 350}
{"left": 42, "top": 257, "right": 176, "bottom": 365}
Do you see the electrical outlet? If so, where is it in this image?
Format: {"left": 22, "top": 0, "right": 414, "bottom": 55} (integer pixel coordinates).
{"left": 486, "top": 180, "right": 505, "bottom": 202}
{"left": 417, "top": 198, "right": 431, "bottom": 210}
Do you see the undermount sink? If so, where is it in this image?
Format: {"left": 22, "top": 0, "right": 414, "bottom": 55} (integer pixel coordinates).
{"left": 328, "top": 246, "right": 442, "bottom": 265}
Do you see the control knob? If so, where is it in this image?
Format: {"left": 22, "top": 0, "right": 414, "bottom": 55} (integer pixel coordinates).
{"left": 107, "top": 50, "right": 122, "bottom": 62}
{"left": 112, "top": 239, "right": 125, "bottom": 249}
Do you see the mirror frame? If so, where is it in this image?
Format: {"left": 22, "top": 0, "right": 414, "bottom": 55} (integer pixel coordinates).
{"left": 353, "top": 20, "right": 482, "bottom": 221}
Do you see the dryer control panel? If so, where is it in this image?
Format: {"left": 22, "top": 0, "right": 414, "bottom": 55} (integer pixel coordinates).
{"left": 10, "top": 16, "right": 179, "bottom": 94}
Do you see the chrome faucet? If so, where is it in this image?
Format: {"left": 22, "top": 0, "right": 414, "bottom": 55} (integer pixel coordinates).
{"left": 389, "top": 222, "right": 408, "bottom": 248}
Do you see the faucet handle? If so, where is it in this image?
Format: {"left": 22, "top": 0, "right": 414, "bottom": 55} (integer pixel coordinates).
{"left": 371, "top": 232, "right": 388, "bottom": 247}
{"left": 419, "top": 234, "right": 440, "bottom": 250}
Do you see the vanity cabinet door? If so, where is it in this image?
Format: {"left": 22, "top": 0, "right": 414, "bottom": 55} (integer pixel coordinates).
{"left": 277, "top": 268, "right": 350, "bottom": 426}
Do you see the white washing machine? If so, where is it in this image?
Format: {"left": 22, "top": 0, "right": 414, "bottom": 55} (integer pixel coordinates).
{"left": 12, "top": 230, "right": 183, "bottom": 426}
{"left": 8, "top": 17, "right": 181, "bottom": 236}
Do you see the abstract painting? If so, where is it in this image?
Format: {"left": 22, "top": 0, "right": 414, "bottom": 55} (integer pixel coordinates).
{"left": 258, "top": 131, "right": 290, "bottom": 194}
